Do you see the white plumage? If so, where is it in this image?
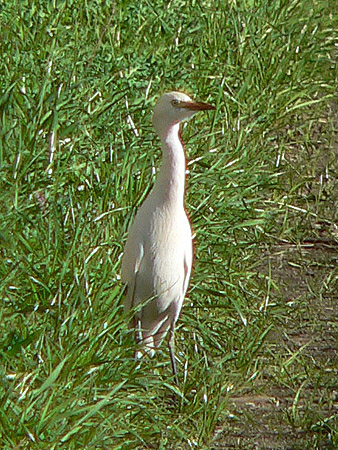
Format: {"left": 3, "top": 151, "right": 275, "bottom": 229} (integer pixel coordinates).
{"left": 121, "top": 91, "right": 215, "bottom": 383}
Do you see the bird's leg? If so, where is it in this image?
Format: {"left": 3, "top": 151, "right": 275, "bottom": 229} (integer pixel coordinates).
{"left": 134, "top": 317, "right": 143, "bottom": 360}
{"left": 168, "top": 322, "right": 179, "bottom": 384}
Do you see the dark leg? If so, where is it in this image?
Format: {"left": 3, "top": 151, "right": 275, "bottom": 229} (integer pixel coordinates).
{"left": 168, "top": 322, "right": 179, "bottom": 385}
{"left": 134, "top": 317, "right": 142, "bottom": 360}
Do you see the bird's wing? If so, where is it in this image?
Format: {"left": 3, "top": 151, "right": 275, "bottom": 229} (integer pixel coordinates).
{"left": 121, "top": 240, "right": 144, "bottom": 313}
{"left": 121, "top": 240, "right": 144, "bottom": 283}
{"left": 182, "top": 235, "right": 193, "bottom": 297}
{"left": 171, "top": 237, "right": 192, "bottom": 325}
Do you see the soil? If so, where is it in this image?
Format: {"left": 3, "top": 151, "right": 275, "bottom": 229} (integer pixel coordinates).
{"left": 213, "top": 241, "right": 337, "bottom": 449}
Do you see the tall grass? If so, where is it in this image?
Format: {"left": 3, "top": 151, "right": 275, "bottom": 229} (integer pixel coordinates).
{"left": 0, "top": 0, "right": 336, "bottom": 448}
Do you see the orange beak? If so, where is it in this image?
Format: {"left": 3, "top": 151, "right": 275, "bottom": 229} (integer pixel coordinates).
{"left": 179, "top": 101, "right": 215, "bottom": 111}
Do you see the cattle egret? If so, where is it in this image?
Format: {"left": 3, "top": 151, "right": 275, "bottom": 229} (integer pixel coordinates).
{"left": 121, "top": 91, "right": 215, "bottom": 383}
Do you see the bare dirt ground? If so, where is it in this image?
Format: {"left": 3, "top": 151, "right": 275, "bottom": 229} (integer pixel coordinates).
{"left": 211, "top": 100, "right": 338, "bottom": 450}
{"left": 213, "top": 241, "right": 337, "bottom": 449}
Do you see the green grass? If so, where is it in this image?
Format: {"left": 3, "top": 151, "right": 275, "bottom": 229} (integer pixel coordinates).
{"left": 0, "top": 0, "right": 337, "bottom": 448}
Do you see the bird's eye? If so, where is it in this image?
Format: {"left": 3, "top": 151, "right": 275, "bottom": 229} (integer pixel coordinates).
{"left": 171, "top": 99, "right": 180, "bottom": 108}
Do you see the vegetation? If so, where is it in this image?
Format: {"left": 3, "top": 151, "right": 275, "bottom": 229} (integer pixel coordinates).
{"left": 0, "top": 0, "right": 336, "bottom": 448}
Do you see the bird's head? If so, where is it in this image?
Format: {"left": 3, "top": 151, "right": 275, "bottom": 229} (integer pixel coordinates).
{"left": 152, "top": 91, "right": 215, "bottom": 137}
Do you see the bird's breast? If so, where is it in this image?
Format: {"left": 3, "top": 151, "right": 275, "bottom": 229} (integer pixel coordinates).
{"left": 139, "top": 203, "right": 192, "bottom": 306}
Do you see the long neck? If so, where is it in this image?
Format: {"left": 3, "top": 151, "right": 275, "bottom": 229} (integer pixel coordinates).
{"left": 153, "top": 123, "right": 186, "bottom": 207}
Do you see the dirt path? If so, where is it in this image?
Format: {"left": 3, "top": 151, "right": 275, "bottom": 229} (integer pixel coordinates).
{"left": 213, "top": 242, "right": 337, "bottom": 449}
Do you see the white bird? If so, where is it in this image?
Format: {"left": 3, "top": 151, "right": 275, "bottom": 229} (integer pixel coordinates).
{"left": 121, "top": 91, "right": 215, "bottom": 383}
